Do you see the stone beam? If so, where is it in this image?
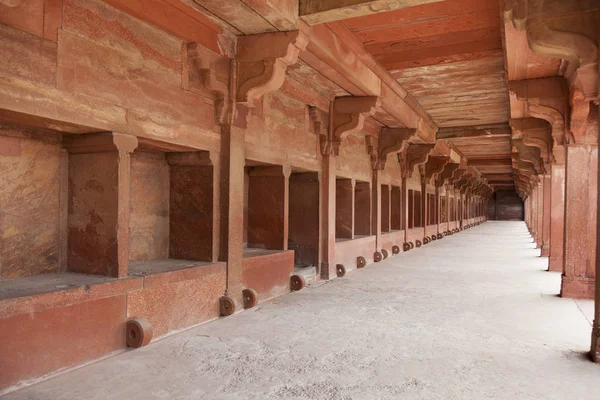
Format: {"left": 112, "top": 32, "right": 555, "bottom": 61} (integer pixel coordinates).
{"left": 103, "top": 0, "right": 235, "bottom": 56}
{"left": 437, "top": 123, "right": 512, "bottom": 139}
{"left": 299, "top": 0, "right": 443, "bottom": 25}
{"left": 192, "top": 0, "right": 298, "bottom": 33}
{"left": 468, "top": 158, "right": 512, "bottom": 167}
{"left": 300, "top": 22, "right": 438, "bottom": 141}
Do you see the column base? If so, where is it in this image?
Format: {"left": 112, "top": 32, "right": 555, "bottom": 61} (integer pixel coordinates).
{"left": 560, "top": 276, "right": 595, "bottom": 299}
{"left": 540, "top": 245, "right": 550, "bottom": 257}
{"left": 547, "top": 256, "right": 563, "bottom": 272}
{"left": 592, "top": 321, "right": 600, "bottom": 362}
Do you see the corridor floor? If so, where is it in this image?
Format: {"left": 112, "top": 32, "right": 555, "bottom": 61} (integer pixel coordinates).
{"left": 4, "top": 222, "right": 599, "bottom": 400}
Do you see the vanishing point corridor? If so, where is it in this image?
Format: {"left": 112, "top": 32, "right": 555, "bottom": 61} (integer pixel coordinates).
{"left": 5, "top": 222, "right": 598, "bottom": 400}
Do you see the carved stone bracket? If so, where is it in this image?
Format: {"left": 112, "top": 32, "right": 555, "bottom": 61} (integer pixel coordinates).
{"left": 185, "top": 43, "right": 232, "bottom": 124}
{"left": 436, "top": 162, "right": 460, "bottom": 188}
{"left": 505, "top": 0, "right": 599, "bottom": 101}
{"left": 237, "top": 30, "right": 309, "bottom": 106}
{"left": 510, "top": 117, "right": 552, "bottom": 164}
{"left": 508, "top": 77, "right": 570, "bottom": 145}
{"left": 424, "top": 155, "right": 450, "bottom": 185}
{"left": 513, "top": 139, "right": 545, "bottom": 175}
{"left": 398, "top": 144, "right": 435, "bottom": 179}
{"left": 321, "top": 96, "right": 380, "bottom": 156}
{"left": 308, "top": 106, "right": 331, "bottom": 155}
{"left": 375, "top": 127, "right": 418, "bottom": 170}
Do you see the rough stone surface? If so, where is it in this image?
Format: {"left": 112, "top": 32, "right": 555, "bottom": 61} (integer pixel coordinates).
{"left": 0, "top": 127, "right": 61, "bottom": 279}
{"left": 5, "top": 222, "right": 599, "bottom": 399}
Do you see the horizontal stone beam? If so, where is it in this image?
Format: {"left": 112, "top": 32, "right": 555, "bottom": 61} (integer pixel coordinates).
{"left": 299, "top": 0, "right": 443, "bottom": 25}
{"left": 437, "top": 123, "right": 512, "bottom": 139}
{"left": 300, "top": 21, "right": 438, "bottom": 142}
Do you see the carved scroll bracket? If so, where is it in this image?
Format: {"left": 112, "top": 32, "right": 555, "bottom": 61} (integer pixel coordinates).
{"left": 398, "top": 144, "right": 434, "bottom": 179}
{"left": 237, "top": 30, "right": 309, "bottom": 106}
{"left": 185, "top": 43, "right": 232, "bottom": 124}
{"left": 505, "top": 0, "right": 599, "bottom": 101}
{"left": 375, "top": 127, "right": 418, "bottom": 170}
{"left": 509, "top": 77, "right": 571, "bottom": 145}
{"left": 321, "top": 96, "right": 380, "bottom": 156}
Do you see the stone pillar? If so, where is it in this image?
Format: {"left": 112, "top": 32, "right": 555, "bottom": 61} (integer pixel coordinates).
{"left": 549, "top": 160, "right": 566, "bottom": 271}
{"left": 541, "top": 174, "right": 551, "bottom": 257}
{"left": 561, "top": 144, "right": 597, "bottom": 299}
{"left": 372, "top": 169, "right": 382, "bottom": 249}
{"left": 220, "top": 124, "right": 246, "bottom": 304}
{"left": 64, "top": 132, "right": 138, "bottom": 278}
{"left": 592, "top": 101, "right": 600, "bottom": 361}
{"left": 321, "top": 153, "right": 337, "bottom": 279}
{"left": 420, "top": 178, "right": 428, "bottom": 238}
{"left": 536, "top": 180, "right": 544, "bottom": 249}
{"left": 531, "top": 186, "right": 538, "bottom": 242}
{"left": 401, "top": 177, "right": 408, "bottom": 242}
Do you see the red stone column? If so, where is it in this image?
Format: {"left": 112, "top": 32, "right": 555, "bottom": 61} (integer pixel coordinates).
{"left": 549, "top": 158, "right": 566, "bottom": 271}
{"left": 592, "top": 101, "right": 600, "bottom": 361}
{"left": 219, "top": 124, "right": 245, "bottom": 305}
{"left": 401, "top": 177, "right": 408, "bottom": 242}
{"left": 531, "top": 185, "right": 538, "bottom": 242}
{"left": 561, "top": 144, "right": 597, "bottom": 299}
{"left": 321, "top": 152, "right": 337, "bottom": 279}
{"left": 372, "top": 169, "right": 382, "bottom": 249}
{"left": 541, "top": 174, "right": 551, "bottom": 257}
{"left": 536, "top": 180, "right": 544, "bottom": 249}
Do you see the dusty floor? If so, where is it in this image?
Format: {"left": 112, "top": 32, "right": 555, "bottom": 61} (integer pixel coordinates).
{"left": 4, "top": 221, "right": 599, "bottom": 400}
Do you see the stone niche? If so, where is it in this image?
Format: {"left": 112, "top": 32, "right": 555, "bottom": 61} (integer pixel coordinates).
{"left": 129, "top": 145, "right": 216, "bottom": 276}
{"left": 354, "top": 180, "right": 371, "bottom": 237}
{"left": 242, "top": 161, "right": 294, "bottom": 302}
{"left": 288, "top": 171, "right": 320, "bottom": 269}
{"left": 66, "top": 134, "right": 216, "bottom": 278}
{"left": 244, "top": 163, "right": 288, "bottom": 252}
{"left": 0, "top": 125, "right": 216, "bottom": 283}
{"left": 381, "top": 184, "right": 391, "bottom": 233}
{"left": 0, "top": 125, "right": 64, "bottom": 280}
{"left": 335, "top": 177, "right": 353, "bottom": 240}
{"left": 391, "top": 185, "right": 401, "bottom": 230}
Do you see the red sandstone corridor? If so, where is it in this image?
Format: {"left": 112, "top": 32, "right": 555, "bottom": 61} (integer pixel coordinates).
{"left": 2, "top": 222, "right": 598, "bottom": 399}
{"left": 1, "top": 0, "right": 600, "bottom": 397}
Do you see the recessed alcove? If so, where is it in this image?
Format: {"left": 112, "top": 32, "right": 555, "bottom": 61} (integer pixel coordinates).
{"left": 381, "top": 184, "right": 391, "bottom": 233}
{"left": 354, "top": 180, "right": 371, "bottom": 237}
{"left": 391, "top": 186, "right": 401, "bottom": 230}
{"left": 335, "top": 178, "right": 353, "bottom": 240}
{"left": 0, "top": 122, "right": 219, "bottom": 300}
{"left": 288, "top": 171, "right": 320, "bottom": 269}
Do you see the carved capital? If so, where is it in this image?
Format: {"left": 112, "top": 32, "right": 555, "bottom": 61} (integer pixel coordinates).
{"left": 398, "top": 144, "right": 434, "bottom": 179}
{"left": 237, "top": 30, "right": 309, "bottom": 106}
